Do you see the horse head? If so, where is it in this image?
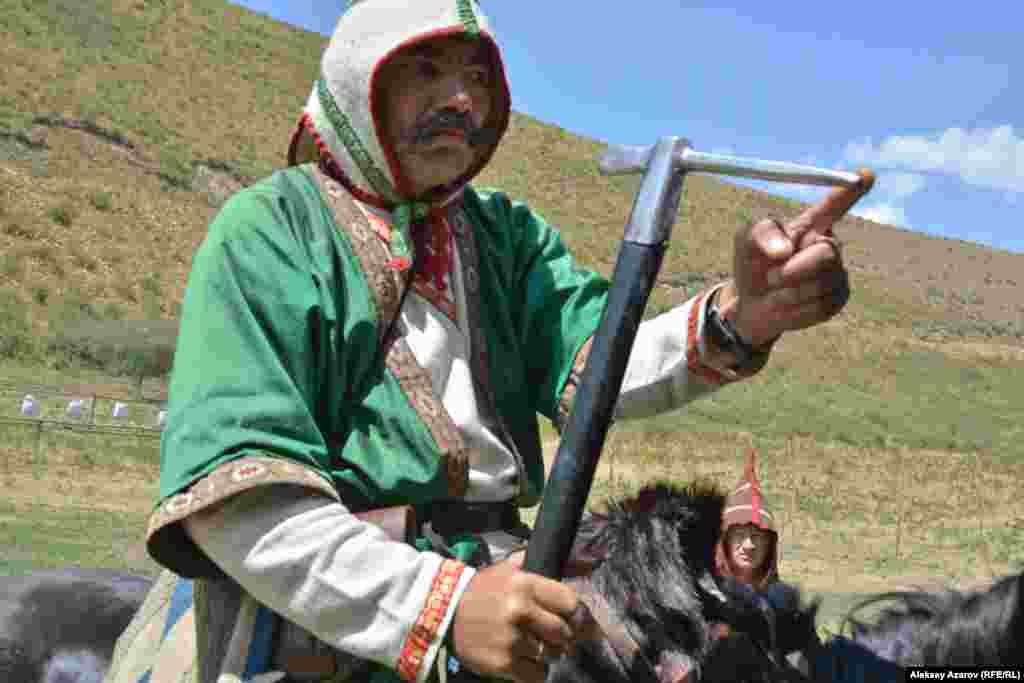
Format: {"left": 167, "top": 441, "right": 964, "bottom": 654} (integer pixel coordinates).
{"left": 846, "top": 571, "right": 1024, "bottom": 666}
{"left": 549, "top": 480, "right": 816, "bottom": 683}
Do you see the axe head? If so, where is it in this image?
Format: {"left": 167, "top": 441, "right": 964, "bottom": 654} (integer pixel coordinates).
{"left": 599, "top": 138, "right": 865, "bottom": 189}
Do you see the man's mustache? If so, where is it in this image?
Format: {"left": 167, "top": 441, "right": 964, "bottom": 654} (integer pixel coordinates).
{"left": 405, "top": 109, "right": 498, "bottom": 148}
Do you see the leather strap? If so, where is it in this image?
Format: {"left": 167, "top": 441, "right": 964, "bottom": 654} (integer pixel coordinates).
{"left": 428, "top": 500, "right": 522, "bottom": 537}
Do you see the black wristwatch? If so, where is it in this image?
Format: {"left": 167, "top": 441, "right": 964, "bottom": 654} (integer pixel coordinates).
{"left": 705, "top": 298, "right": 774, "bottom": 372}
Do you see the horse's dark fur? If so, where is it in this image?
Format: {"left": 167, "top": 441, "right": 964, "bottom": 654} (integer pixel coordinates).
{"left": 0, "top": 569, "right": 153, "bottom": 682}
{"left": 1, "top": 482, "right": 817, "bottom": 683}
{"left": 549, "top": 481, "right": 817, "bottom": 683}
{"left": 844, "top": 572, "right": 1024, "bottom": 667}
{"left": 6, "top": 486, "right": 1024, "bottom": 681}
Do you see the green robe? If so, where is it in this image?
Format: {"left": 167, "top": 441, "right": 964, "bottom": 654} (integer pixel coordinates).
{"left": 148, "top": 164, "right": 606, "bottom": 576}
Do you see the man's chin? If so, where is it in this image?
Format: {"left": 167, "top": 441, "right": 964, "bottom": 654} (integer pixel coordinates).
{"left": 407, "top": 165, "right": 474, "bottom": 197}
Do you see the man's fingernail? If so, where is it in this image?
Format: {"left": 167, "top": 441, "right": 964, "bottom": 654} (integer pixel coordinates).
{"left": 766, "top": 267, "right": 783, "bottom": 287}
{"left": 856, "top": 168, "right": 876, "bottom": 192}
{"left": 768, "top": 236, "right": 788, "bottom": 253}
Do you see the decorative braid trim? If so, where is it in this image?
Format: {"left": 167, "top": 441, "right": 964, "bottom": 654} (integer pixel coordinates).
{"left": 686, "top": 289, "right": 736, "bottom": 386}
{"left": 456, "top": 0, "right": 481, "bottom": 36}
{"left": 300, "top": 113, "right": 389, "bottom": 210}
{"left": 316, "top": 77, "right": 398, "bottom": 203}
{"left": 397, "top": 559, "right": 466, "bottom": 682}
{"left": 556, "top": 336, "right": 594, "bottom": 433}
{"left": 146, "top": 455, "right": 339, "bottom": 541}
{"left": 412, "top": 280, "right": 457, "bottom": 322}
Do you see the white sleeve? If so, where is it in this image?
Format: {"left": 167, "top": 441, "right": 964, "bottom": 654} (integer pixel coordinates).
{"left": 184, "top": 485, "right": 475, "bottom": 682}
{"left": 614, "top": 283, "right": 730, "bottom": 420}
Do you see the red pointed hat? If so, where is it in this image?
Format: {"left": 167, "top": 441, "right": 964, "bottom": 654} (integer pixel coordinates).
{"left": 722, "top": 449, "right": 776, "bottom": 532}
{"left": 714, "top": 449, "right": 780, "bottom": 589}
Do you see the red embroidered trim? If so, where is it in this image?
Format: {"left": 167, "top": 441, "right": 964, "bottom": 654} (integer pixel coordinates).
{"left": 421, "top": 215, "right": 453, "bottom": 293}
{"left": 407, "top": 214, "right": 456, "bottom": 320}
{"left": 365, "top": 210, "right": 392, "bottom": 241}
{"left": 365, "top": 210, "right": 456, "bottom": 320}
{"left": 685, "top": 289, "right": 733, "bottom": 386}
{"left": 413, "top": 280, "right": 457, "bottom": 321}
{"left": 397, "top": 559, "right": 466, "bottom": 682}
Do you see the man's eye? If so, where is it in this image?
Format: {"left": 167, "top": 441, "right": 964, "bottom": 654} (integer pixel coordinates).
{"left": 415, "top": 60, "right": 440, "bottom": 79}
{"left": 469, "top": 68, "right": 490, "bottom": 85}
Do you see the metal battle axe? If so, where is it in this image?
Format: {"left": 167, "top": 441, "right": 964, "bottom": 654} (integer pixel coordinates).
{"left": 524, "top": 137, "right": 873, "bottom": 581}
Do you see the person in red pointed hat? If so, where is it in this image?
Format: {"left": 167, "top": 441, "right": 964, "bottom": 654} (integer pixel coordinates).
{"left": 715, "top": 450, "right": 780, "bottom": 592}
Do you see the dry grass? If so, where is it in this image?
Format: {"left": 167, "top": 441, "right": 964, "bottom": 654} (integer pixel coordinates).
{"left": 528, "top": 429, "right": 1024, "bottom": 597}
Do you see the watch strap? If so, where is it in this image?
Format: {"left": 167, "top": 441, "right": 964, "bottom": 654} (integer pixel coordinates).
{"left": 706, "top": 299, "right": 774, "bottom": 373}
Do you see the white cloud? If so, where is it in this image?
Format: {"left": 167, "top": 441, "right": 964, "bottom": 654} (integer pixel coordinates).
{"left": 852, "top": 203, "right": 910, "bottom": 227}
{"left": 844, "top": 125, "right": 1024, "bottom": 193}
{"left": 876, "top": 172, "right": 926, "bottom": 199}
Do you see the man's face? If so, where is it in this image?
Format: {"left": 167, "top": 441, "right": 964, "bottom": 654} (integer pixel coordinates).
{"left": 376, "top": 35, "right": 495, "bottom": 197}
{"left": 726, "top": 524, "right": 771, "bottom": 574}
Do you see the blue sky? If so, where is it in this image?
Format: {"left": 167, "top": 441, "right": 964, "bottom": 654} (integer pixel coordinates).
{"left": 232, "top": 1, "right": 1021, "bottom": 254}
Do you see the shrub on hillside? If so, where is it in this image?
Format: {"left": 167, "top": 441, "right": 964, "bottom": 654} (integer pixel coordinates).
{"left": 141, "top": 272, "right": 162, "bottom": 319}
{"left": 31, "top": 113, "right": 131, "bottom": 148}
{"left": 90, "top": 190, "right": 113, "bottom": 211}
{"left": 912, "top": 318, "right": 1024, "bottom": 342}
{"left": 0, "top": 290, "right": 37, "bottom": 360}
{"left": 1, "top": 252, "right": 21, "bottom": 279}
{"left": 102, "top": 301, "right": 125, "bottom": 320}
{"left": 48, "top": 317, "right": 177, "bottom": 378}
{"left": 49, "top": 286, "right": 97, "bottom": 327}
{"left": 48, "top": 203, "right": 74, "bottom": 226}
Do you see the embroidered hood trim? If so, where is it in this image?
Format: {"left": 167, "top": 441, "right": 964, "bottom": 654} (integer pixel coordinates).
{"left": 287, "top": 0, "right": 510, "bottom": 264}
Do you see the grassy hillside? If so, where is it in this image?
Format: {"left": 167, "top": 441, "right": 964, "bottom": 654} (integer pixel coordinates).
{"left": 2, "top": 0, "right": 1023, "bottom": 597}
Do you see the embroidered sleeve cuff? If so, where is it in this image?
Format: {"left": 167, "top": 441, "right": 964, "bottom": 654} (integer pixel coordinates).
{"left": 692, "top": 283, "right": 772, "bottom": 382}
{"left": 686, "top": 283, "right": 740, "bottom": 386}
{"left": 555, "top": 336, "right": 594, "bottom": 433}
{"left": 397, "top": 559, "right": 476, "bottom": 683}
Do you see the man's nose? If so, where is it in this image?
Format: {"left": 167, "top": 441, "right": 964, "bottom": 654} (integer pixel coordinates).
{"left": 437, "top": 75, "right": 474, "bottom": 113}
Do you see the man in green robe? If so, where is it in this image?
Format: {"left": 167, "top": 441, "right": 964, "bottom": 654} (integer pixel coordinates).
{"left": 119, "top": 1, "right": 872, "bottom": 682}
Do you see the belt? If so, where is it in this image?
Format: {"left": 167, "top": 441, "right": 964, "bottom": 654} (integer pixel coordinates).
{"left": 426, "top": 500, "right": 523, "bottom": 537}
{"left": 273, "top": 621, "right": 370, "bottom": 682}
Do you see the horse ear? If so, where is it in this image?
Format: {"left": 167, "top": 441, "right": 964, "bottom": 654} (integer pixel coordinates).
{"left": 622, "top": 487, "right": 661, "bottom": 515}
{"left": 698, "top": 569, "right": 729, "bottom": 605}
{"left": 1013, "top": 572, "right": 1024, "bottom": 626}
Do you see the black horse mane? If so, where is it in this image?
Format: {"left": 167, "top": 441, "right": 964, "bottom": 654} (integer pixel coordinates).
{"left": 0, "top": 570, "right": 152, "bottom": 683}
{"left": 551, "top": 480, "right": 817, "bottom": 683}
{"left": 843, "top": 572, "right": 1024, "bottom": 666}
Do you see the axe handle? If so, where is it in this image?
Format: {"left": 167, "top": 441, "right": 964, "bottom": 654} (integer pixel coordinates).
{"left": 523, "top": 138, "right": 684, "bottom": 580}
{"left": 523, "top": 240, "right": 666, "bottom": 579}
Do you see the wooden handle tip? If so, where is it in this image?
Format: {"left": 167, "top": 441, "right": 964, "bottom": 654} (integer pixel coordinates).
{"left": 856, "top": 168, "right": 876, "bottom": 192}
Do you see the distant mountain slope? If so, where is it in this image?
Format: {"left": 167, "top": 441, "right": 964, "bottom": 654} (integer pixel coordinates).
{"left": 1, "top": 0, "right": 1020, "bottom": 348}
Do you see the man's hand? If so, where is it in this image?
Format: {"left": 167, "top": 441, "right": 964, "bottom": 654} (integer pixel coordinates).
{"left": 450, "top": 552, "right": 596, "bottom": 683}
{"left": 720, "top": 170, "right": 875, "bottom": 348}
